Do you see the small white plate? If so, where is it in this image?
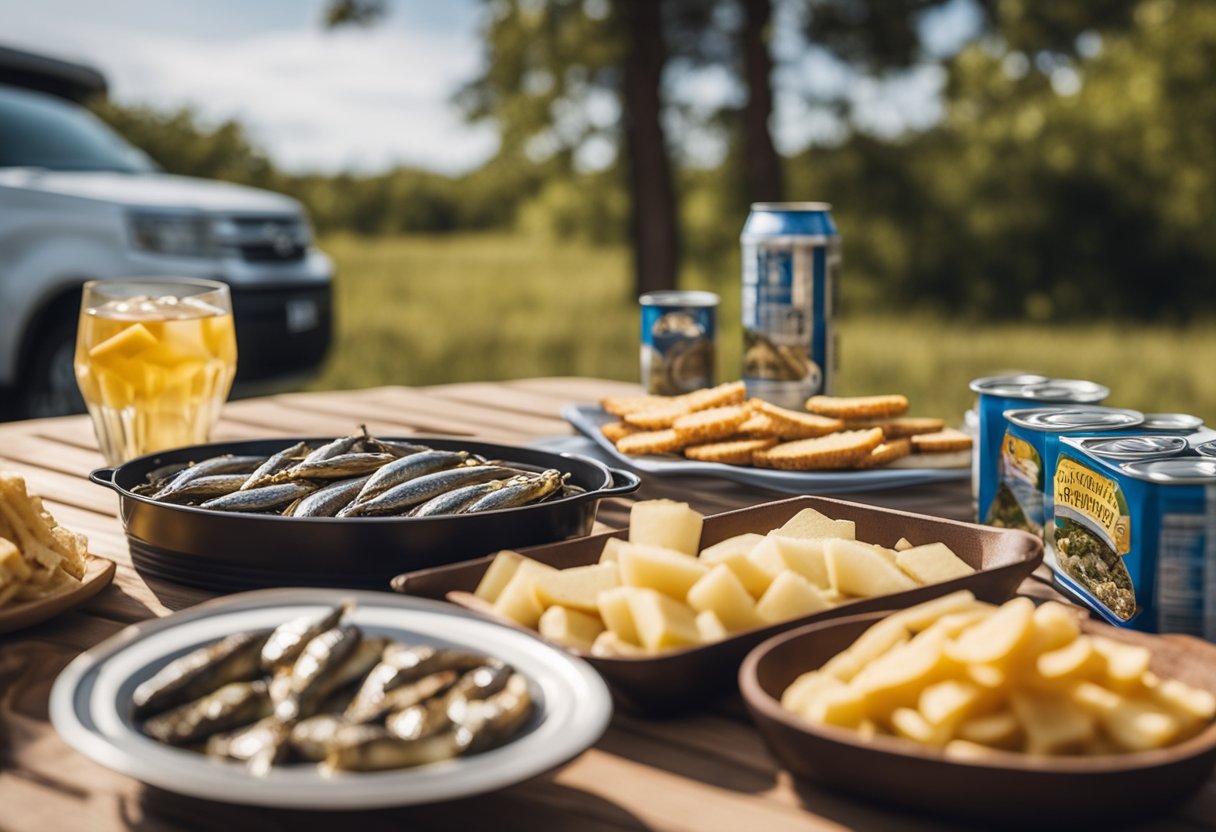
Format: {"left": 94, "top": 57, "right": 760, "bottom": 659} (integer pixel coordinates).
{"left": 563, "top": 404, "right": 968, "bottom": 495}
{"left": 50, "top": 588, "right": 612, "bottom": 809}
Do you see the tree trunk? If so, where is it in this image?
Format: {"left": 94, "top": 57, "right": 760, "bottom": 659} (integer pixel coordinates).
{"left": 619, "top": 0, "right": 679, "bottom": 296}
{"left": 741, "top": 0, "right": 783, "bottom": 203}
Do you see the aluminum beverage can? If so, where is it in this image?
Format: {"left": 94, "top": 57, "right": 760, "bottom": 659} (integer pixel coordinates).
{"left": 969, "top": 375, "right": 1108, "bottom": 523}
{"left": 740, "top": 202, "right": 839, "bottom": 409}
{"left": 639, "top": 290, "right": 718, "bottom": 395}
{"left": 1051, "top": 442, "right": 1216, "bottom": 638}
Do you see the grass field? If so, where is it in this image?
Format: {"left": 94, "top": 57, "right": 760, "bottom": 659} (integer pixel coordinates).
{"left": 310, "top": 233, "right": 1216, "bottom": 424}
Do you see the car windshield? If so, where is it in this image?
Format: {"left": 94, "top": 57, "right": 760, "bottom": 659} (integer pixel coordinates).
{"left": 0, "top": 85, "right": 154, "bottom": 173}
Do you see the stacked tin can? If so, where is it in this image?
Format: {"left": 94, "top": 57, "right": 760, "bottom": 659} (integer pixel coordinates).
{"left": 971, "top": 373, "right": 1213, "bottom": 638}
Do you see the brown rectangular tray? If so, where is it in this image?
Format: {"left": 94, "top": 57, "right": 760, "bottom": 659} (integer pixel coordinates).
{"left": 391, "top": 496, "right": 1044, "bottom": 714}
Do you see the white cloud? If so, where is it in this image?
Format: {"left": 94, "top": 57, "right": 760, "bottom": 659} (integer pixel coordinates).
{"left": 0, "top": 13, "right": 497, "bottom": 174}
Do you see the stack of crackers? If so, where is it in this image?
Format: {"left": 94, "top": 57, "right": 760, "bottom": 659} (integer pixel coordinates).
{"left": 0, "top": 470, "right": 87, "bottom": 608}
{"left": 599, "top": 381, "right": 972, "bottom": 471}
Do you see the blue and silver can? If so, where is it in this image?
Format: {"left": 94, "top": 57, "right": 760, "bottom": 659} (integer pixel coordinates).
{"left": 970, "top": 375, "right": 1108, "bottom": 523}
{"left": 993, "top": 406, "right": 1145, "bottom": 534}
{"left": 639, "top": 290, "right": 718, "bottom": 396}
{"left": 740, "top": 202, "right": 839, "bottom": 409}
{"left": 1051, "top": 442, "right": 1216, "bottom": 638}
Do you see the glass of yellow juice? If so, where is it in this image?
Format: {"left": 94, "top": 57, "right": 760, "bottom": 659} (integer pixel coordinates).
{"left": 74, "top": 278, "right": 237, "bottom": 465}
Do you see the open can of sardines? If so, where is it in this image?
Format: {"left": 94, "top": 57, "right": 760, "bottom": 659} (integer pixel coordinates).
{"left": 1050, "top": 437, "right": 1216, "bottom": 638}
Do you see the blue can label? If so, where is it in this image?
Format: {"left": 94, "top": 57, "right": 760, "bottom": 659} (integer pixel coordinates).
{"left": 1156, "top": 484, "right": 1216, "bottom": 638}
{"left": 741, "top": 235, "right": 838, "bottom": 409}
{"left": 989, "top": 428, "right": 1044, "bottom": 533}
{"left": 640, "top": 296, "right": 716, "bottom": 395}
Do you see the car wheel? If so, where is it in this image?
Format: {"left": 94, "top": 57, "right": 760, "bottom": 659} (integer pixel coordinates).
{"left": 20, "top": 315, "right": 86, "bottom": 418}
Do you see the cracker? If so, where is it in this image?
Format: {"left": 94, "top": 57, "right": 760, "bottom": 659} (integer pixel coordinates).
{"left": 622, "top": 405, "right": 692, "bottom": 430}
{"left": 753, "top": 428, "right": 885, "bottom": 470}
{"left": 681, "top": 380, "right": 747, "bottom": 411}
{"left": 805, "top": 394, "right": 909, "bottom": 419}
{"left": 738, "top": 412, "right": 776, "bottom": 436}
{"left": 910, "top": 428, "right": 973, "bottom": 453}
{"left": 673, "top": 405, "right": 748, "bottom": 443}
{"left": 684, "top": 437, "right": 779, "bottom": 465}
{"left": 843, "top": 416, "right": 945, "bottom": 439}
{"left": 615, "top": 429, "right": 687, "bottom": 456}
{"left": 857, "top": 439, "right": 913, "bottom": 468}
{"left": 601, "top": 421, "right": 640, "bottom": 443}
{"left": 601, "top": 394, "right": 669, "bottom": 417}
{"left": 748, "top": 399, "right": 844, "bottom": 439}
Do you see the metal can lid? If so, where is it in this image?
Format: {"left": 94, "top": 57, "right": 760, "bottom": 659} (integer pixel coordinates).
{"left": 1197, "top": 440, "right": 1216, "bottom": 458}
{"left": 749, "top": 202, "right": 832, "bottom": 212}
{"left": 969, "top": 373, "right": 1050, "bottom": 395}
{"left": 1121, "top": 458, "right": 1216, "bottom": 484}
{"left": 1004, "top": 406, "right": 1144, "bottom": 432}
{"left": 639, "top": 291, "right": 720, "bottom": 308}
{"left": 1075, "top": 435, "right": 1189, "bottom": 460}
{"left": 1018, "top": 379, "right": 1110, "bottom": 404}
{"left": 1141, "top": 412, "right": 1204, "bottom": 432}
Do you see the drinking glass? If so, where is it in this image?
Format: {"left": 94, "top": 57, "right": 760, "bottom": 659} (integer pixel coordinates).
{"left": 74, "top": 278, "right": 237, "bottom": 465}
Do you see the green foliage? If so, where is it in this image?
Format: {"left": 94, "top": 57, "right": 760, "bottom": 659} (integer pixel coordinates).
{"left": 308, "top": 232, "right": 1215, "bottom": 426}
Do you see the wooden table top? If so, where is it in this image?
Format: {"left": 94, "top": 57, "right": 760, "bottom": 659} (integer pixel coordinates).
{"left": 0, "top": 378, "right": 1211, "bottom": 831}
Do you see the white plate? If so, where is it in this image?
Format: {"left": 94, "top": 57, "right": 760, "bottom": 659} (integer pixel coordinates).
{"left": 49, "top": 588, "right": 612, "bottom": 810}
{"left": 563, "top": 403, "right": 969, "bottom": 495}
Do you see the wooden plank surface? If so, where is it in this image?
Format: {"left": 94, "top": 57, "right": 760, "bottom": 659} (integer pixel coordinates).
{"left": 0, "top": 379, "right": 1210, "bottom": 832}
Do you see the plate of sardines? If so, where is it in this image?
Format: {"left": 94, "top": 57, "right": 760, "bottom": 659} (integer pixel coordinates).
{"left": 89, "top": 429, "right": 640, "bottom": 591}
{"left": 50, "top": 588, "right": 612, "bottom": 809}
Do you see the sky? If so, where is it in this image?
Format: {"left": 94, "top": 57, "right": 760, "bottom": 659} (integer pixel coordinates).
{"left": 0, "top": 0, "right": 981, "bottom": 176}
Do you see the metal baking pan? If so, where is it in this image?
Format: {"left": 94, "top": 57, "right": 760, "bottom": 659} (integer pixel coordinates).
{"left": 90, "top": 437, "right": 641, "bottom": 592}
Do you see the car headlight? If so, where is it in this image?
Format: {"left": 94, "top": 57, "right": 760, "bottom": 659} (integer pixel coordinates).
{"left": 128, "top": 212, "right": 217, "bottom": 258}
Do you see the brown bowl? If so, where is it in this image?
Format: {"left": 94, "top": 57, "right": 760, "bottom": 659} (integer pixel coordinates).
{"left": 739, "top": 611, "right": 1216, "bottom": 825}
{"left": 392, "top": 495, "right": 1043, "bottom": 714}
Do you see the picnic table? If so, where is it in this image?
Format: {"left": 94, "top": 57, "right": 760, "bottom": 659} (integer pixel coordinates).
{"left": 1, "top": 378, "right": 1212, "bottom": 831}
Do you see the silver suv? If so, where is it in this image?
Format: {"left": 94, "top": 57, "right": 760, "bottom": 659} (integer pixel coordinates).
{"left": 0, "top": 45, "right": 333, "bottom": 418}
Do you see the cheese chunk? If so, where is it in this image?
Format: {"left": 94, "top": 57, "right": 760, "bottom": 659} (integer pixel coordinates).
{"left": 825, "top": 538, "right": 918, "bottom": 597}
{"left": 894, "top": 542, "right": 974, "bottom": 584}
{"left": 599, "top": 537, "right": 628, "bottom": 564}
{"left": 538, "top": 606, "right": 605, "bottom": 651}
{"left": 694, "top": 610, "right": 728, "bottom": 643}
{"left": 686, "top": 565, "right": 762, "bottom": 631}
{"left": 591, "top": 631, "right": 648, "bottom": 658}
{"left": 474, "top": 550, "right": 526, "bottom": 603}
{"left": 597, "top": 586, "right": 641, "bottom": 645}
{"left": 755, "top": 571, "right": 833, "bottom": 624}
{"left": 492, "top": 559, "right": 559, "bottom": 628}
{"left": 754, "top": 535, "right": 831, "bottom": 588}
{"left": 625, "top": 588, "right": 701, "bottom": 652}
{"left": 774, "top": 507, "right": 855, "bottom": 541}
{"left": 628, "top": 499, "right": 703, "bottom": 555}
{"left": 532, "top": 562, "right": 620, "bottom": 613}
{"left": 699, "top": 533, "right": 765, "bottom": 563}
{"left": 946, "top": 597, "right": 1035, "bottom": 666}
{"left": 618, "top": 542, "right": 709, "bottom": 599}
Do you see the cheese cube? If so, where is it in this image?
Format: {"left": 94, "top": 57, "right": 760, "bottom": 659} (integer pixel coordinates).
{"left": 1036, "top": 636, "right": 1102, "bottom": 683}
{"left": 625, "top": 588, "right": 701, "bottom": 652}
{"left": 694, "top": 610, "right": 728, "bottom": 643}
{"left": 1092, "top": 637, "right": 1152, "bottom": 690}
{"left": 599, "top": 537, "right": 628, "bottom": 564}
{"left": 618, "top": 542, "right": 709, "bottom": 599}
{"left": 889, "top": 590, "right": 987, "bottom": 632}
{"left": 532, "top": 562, "right": 620, "bottom": 613}
{"left": 821, "top": 617, "right": 910, "bottom": 682}
{"left": 700, "top": 550, "right": 773, "bottom": 599}
{"left": 538, "top": 606, "right": 605, "bottom": 651}
{"left": 597, "top": 586, "right": 641, "bottom": 645}
{"left": 699, "top": 533, "right": 765, "bottom": 562}
{"left": 492, "top": 559, "right": 559, "bottom": 628}
{"left": 804, "top": 683, "right": 868, "bottom": 729}
{"left": 755, "top": 571, "right": 833, "bottom": 624}
{"left": 1100, "top": 698, "right": 1181, "bottom": 752}
{"left": 825, "top": 538, "right": 918, "bottom": 597}
{"left": 628, "top": 499, "right": 703, "bottom": 555}
{"left": 755, "top": 535, "right": 831, "bottom": 588}
{"left": 894, "top": 542, "right": 974, "bottom": 584}
{"left": 774, "top": 507, "right": 855, "bottom": 540}
{"left": 591, "top": 631, "right": 648, "bottom": 658}
{"left": 852, "top": 629, "right": 950, "bottom": 715}
{"left": 686, "top": 565, "right": 762, "bottom": 631}
{"left": 918, "top": 679, "right": 983, "bottom": 726}
{"left": 893, "top": 537, "right": 914, "bottom": 551}
{"left": 474, "top": 550, "right": 526, "bottom": 603}
{"left": 1029, "top": 601, "right": 1083, "bottom": 654}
